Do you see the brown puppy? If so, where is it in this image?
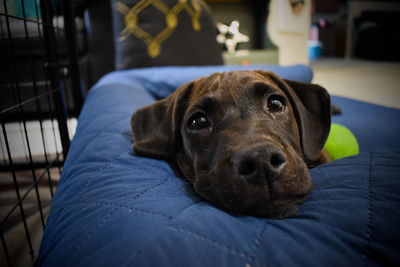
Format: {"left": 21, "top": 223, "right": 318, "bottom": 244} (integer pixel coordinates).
{"left": 131, "top": 70, "right": 331, "bottom": 219}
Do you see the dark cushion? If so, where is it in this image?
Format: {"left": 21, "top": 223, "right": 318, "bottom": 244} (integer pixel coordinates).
{"left": 111, "top": 0, "right": 223, "bottom": 69}
{"left": 38, "top": 65, "right": 400, "bottom": 266}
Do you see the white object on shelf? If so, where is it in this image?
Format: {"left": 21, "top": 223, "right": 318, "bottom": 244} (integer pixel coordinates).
{"left": 216, "top": 20, "right": 249, "bottom": 55}
{"left": 267, "top": 0, "right": 311, "bottom": 65}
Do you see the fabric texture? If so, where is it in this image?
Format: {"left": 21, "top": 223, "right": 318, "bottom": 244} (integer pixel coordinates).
{"left": 38, "top": 65, "right": 400, "bottom": 266}
{"left": 111, "top": 0, "right": 223, "bottom": 69}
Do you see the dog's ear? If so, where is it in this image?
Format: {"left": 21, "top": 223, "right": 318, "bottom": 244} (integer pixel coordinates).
{"left": 282, "top": 78, "right": 331, "bottom": 161}
{"left": 130, "top": 82, "right": 194, "bottom": 158}
{"left": 255, "top": 71, "right": 331, "bottom": 161}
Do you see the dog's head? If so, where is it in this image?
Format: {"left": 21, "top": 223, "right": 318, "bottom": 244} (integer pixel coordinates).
{"left": 131, "top": 70, "right": 331, "bottom": 218}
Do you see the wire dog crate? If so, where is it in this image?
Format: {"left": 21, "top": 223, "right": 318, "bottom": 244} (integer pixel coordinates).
{"left": 0, "top": 0, "right": 84, "bottom": 265}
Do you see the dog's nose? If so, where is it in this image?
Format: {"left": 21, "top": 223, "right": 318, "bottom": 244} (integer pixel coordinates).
{"left": 233, "top": 141, "right": 286, "bottom": 185}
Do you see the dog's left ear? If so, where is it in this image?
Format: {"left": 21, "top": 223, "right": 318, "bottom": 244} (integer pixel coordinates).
{"left": 257, "top": 71, "right": 331, "bottom": 161}
{"left": 282, "top": 78, "right": 331, "bottom": 161}
{"left": 130, "top": 81, "right": 194, "bottom": 159}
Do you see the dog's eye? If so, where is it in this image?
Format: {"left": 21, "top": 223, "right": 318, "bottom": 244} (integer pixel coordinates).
{"left": 267, "top": 95, "right": 286, "bottom": 113}
{"left": 188, "top": 113, "right": 211, "bottom": 131}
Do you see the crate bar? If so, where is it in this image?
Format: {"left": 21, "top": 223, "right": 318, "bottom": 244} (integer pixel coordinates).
{"left": 62, "top": 0, "right": 85, "bottom": 112}
{"left": 38, "top": 4, "right": 63, "bottom": 188}
{"left": 40, "top": 0, "right": 70, "bottom": 160}
{"left": 0, "top": 230, "right": 12, "bottom": 267}
{"left": 31, "top": 0, "right": 57, "bottom": 198}
{"left": 0, "top": 109, "right": 79, "bottom": 122}
{"left": 0, "top": 88, "right": 59, "bottom": 116}
{"left": 0, "top": 160, "right": 63, "bottom": 172}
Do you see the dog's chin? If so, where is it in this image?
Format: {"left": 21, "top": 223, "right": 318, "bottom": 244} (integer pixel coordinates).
{"left": 245, "top": 195, "right": 309, "bottom": 219}
{"left": 212, "top": 194, "right": 308, "bottom": 219}
{"left": 194, "top": 184, "right": 309, "bottom": 219}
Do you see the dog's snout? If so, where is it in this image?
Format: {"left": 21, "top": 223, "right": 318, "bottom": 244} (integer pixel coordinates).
{"left": 233, "top": 142, "right": 286, "bottom": 185}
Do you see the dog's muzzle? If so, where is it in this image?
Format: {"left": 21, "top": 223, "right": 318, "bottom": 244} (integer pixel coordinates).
{"left": 193, "top": 139, "right": 312, "bottom": 219}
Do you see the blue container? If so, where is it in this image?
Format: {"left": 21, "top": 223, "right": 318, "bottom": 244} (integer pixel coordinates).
{"left": 307, "top": 40, "right": 322, "bottom": 61}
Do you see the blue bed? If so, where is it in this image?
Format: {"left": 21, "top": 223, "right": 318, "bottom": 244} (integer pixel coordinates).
{"left": 38, "top": 65, "right": 400, "bottom": 266}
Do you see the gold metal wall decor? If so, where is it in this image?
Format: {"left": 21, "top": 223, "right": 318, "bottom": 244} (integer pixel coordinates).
{"left": 115, "top": 0, "right": 202, "bottom": 58}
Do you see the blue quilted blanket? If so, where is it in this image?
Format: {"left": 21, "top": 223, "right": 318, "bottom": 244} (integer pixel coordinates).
{"left": 38, "top": 65, "right": 400, "bottom": 266}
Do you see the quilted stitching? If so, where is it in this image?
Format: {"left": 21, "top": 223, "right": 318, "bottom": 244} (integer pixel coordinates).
{"left": 363, "top": 152, "right": 375, "bottom": 265}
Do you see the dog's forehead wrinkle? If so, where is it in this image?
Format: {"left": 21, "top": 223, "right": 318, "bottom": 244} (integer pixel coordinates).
{"left": 197, "top": 72, "right": 280, "bottom": 108}
{"left": 189, "top": 74, "right": 221, "bottom": 102}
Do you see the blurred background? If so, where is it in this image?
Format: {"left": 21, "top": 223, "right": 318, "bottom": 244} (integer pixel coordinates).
{"left": 209, "top": 0, "right": 400, "bottom": 109}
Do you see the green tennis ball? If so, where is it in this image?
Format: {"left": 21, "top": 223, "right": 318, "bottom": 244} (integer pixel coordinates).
{"left": 324, "top": 123, "right": 359, "bottom": 160}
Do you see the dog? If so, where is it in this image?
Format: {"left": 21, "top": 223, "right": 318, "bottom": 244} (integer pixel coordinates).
{"left": 130, "top": 70, "right": 333, "bottom": 219}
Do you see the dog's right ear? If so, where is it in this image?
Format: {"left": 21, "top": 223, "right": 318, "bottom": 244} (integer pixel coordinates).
{"left": 130, "top": 82, "right": 194, "bottom": 159}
